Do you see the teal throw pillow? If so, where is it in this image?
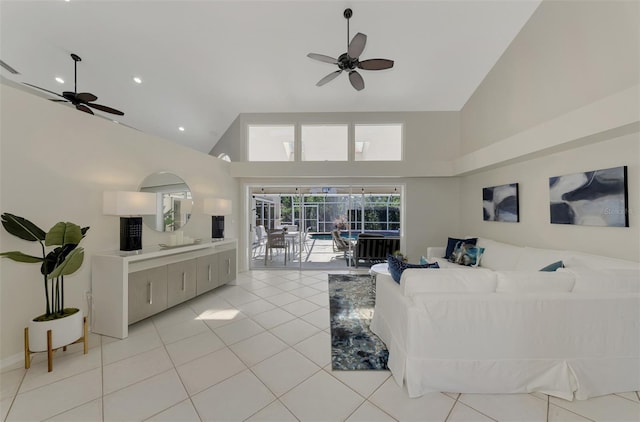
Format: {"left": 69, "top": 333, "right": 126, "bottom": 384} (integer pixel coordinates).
{"left": 387, "top": 254, "right": 440, "bottom": 283}
{"left": 449, "top": 242, "right": 485, "bottom": 267}
{"left": 540, "top": 260, "right": 564, "bottom": 271}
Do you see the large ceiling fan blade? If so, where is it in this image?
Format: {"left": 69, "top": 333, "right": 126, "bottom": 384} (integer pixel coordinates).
{"left": 76, "top": 104, "right": 94, "bottom": 114}
{"left": 358, "top": 58, "right": 394, "bottom": 71}
{"left": 349, "top": 71, "right": 364, "bottom": 91}
{"left": 307, "top": 53, "right": 338, "bottom": 65}
{"left": 348, "top": 32, "right": 367, "bottom": 59}
{"left": 86, "top": 102, "right": 125, "bottom": 116}
{"left": 62, "top": 91, "right": 77, "bottom": 101}
{"left": 23, "top": 82, "right": 64, "bottom": 99}
{"left": 76, "top": 92, "right": 98, "bottom": 103}
{"left": 316, "top": 70, "right": 342, "bottom": 87}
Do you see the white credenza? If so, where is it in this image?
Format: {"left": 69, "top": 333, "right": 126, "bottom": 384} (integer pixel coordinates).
{"left": 91, "top": 239, "right": 236, "bottom": 338}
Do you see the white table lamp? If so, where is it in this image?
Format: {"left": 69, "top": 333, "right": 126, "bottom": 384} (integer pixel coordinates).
{"left": 204, "top": 198, "right": 232, "bottom": 239}
{"left": 103, "top": 191, "right": 156, "bottom": 251}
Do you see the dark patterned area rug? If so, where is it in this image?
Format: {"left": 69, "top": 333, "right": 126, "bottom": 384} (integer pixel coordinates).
{"left": 328, "top": 273, "right": 389, "bottom": 370}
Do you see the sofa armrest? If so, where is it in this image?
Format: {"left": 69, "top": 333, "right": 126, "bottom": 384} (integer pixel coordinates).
{"left": 426, "top": 246, "right": 445, "bottom": 260}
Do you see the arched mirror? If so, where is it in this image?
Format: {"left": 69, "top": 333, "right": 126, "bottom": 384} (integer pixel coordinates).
{"left": 139, "top": 172, "right": 193, "bottom": 232}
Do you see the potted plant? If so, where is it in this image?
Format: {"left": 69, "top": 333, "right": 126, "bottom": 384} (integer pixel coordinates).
{"left": 0, "top": 213, "right": 89, "bottom": 358}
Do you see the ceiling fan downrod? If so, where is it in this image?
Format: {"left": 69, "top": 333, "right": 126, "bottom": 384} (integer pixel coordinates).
{"left": 344, "top": 8, "right": 353, "bottom": 53}
{"left": 71, "top": 53, "right": 81, "bottom": 94}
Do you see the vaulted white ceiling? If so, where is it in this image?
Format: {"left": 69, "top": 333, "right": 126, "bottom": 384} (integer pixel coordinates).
{"left": 0, "top": 0, "right": 540, "bottom": 153}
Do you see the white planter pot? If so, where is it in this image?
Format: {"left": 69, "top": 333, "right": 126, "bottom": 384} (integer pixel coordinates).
{"left": 28, "top": 309, "right": 84, "bottom": 352}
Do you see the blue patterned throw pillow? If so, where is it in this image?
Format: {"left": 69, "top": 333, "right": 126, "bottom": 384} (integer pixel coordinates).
{"left": 387, "top": 254, "right": 440, "bottom": 283}
{"left": 444, "top": 237, "right": 477, "bottom": 259}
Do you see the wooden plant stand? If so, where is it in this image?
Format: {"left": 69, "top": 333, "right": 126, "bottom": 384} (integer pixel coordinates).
{"left": 24, "top": 316, "right": 88, "bottom": 372}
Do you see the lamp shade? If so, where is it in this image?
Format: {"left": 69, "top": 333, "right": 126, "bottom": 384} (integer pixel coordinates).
{"left": 203, "top": 198, "right": 232, "bottom": 215}
{"left": 103, "top": 191, "right": 156, "bottom": 216}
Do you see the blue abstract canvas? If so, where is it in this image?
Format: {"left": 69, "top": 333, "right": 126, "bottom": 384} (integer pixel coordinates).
{"left": 549, "top": 166, "right": 628, "bottom": 227}
{"left": 483, "top": 183, "right": 519, "bottom": 222}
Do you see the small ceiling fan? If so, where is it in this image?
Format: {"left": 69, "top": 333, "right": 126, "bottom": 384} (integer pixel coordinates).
{"left": 307, "top": 8, "right": 394, "bottom": 91}
{"left": 24, "top": 53, "right": 124, "bottom": 116}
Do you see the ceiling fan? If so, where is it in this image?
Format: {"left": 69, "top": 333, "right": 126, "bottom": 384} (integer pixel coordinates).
{"left": 24, "top": 53, "right": 124, "bottom": 116}
{"left": 307, "top": 8, "right": 394, "bottom": 91}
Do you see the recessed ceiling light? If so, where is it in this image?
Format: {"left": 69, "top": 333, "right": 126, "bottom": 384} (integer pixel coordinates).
{"left": 178, "top": 126, "right": 185, "bottom": 132}
{"left": 133, "top": 76, "right": 142, "bottom": 84}
{"left": 55, "top": 77, "right": 64, "bottom": 84}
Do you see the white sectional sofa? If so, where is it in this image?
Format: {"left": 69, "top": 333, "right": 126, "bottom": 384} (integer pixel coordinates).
{"left": 370, "top": 237, "right": 640, "bottom": 400}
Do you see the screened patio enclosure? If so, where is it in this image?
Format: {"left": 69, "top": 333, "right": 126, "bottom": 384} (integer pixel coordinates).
{"left": 249, "top": 185, "right": 402, "bottom": 270}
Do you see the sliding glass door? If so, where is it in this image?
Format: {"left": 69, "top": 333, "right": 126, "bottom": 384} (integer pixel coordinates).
{"left": 248, "top": 185, "right": 402, "bottom": 270}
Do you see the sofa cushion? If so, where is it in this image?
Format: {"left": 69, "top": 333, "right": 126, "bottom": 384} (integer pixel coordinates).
{"left": 515, "top": 247, "right": 568, "bottom": 271}
{"left": 400, "top": 268, "right": 497, "bottom": 295}
{"left": 496, "top": 271, "right": 576, "bottom": 292}
{"left": 476, "top": 238, "right": 523, "bottom": 270}
{"left": 430, "top": 258, "right": 475, "bottom": 269}
{"left": 560, "top": 268, "right": 640, "bottom": 293}
{"left": 444, "top": 237, "right": 477, "bottom": 259}
{"left": 387, "top": 254, "right": 439, "bottom": 283}
{"left": 564, "top": 253, "right": 640, "bottom": 270}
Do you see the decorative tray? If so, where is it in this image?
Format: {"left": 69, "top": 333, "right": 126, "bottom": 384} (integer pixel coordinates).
{"left": 159, "top": 239, "right": 202, "bottom": 249}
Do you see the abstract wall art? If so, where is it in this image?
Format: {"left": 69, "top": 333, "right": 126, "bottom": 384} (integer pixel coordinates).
{"left": 483, "top": 183, "right": 519, "bottom": 222}
{"left": 549, "top": 166, "right": 628, "bottom": 227}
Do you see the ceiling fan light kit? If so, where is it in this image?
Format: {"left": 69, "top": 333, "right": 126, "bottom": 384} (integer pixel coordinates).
{"left": 307, "top": 8, "right": 394, "bottom": 91}
{"left": 23, "top": 53, "right": 124, "bottom": 116}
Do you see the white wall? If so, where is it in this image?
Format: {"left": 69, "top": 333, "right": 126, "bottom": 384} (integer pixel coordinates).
{"left": 226, "top": 111, "right": 460, "bottom": 177}
{"left": 212, "top": 115, "right": 241, "bottom": 161}
{"left": 458, "top": 131, "right": 639, "bottom": 261}
{"left": 461, "top": 0, "right": 639, "bottom": 154}
{"left": 457, "top": 0, "right": 639, "bottom": 261}
{"left": 404, "top": 177, "right": 461, "bottom": 259}
{"left": 0, "top": 84, "right": 239, "bottom": 363}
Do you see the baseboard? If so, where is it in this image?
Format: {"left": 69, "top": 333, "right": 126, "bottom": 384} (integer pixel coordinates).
{"left": 0, "top": 351, "right": 24, "bottom": 371}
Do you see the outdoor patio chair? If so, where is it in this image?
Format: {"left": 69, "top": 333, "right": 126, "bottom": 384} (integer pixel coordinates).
{"left": 265, "top": 230, "right": 289, "bottom": 265}
{"left": 253, "top": 225, "right": 267, "bottom": 257}
{"left": 331, "top": 229, "right": 353, "bottom": 258}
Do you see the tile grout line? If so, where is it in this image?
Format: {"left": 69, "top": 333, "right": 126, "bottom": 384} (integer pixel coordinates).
{"left": 5, "top": 345, "right": 102, "bottom": 421}
{"left": 443, "top": 393, "right": 460, "bottom": 422}
{"left": 547, "top": 401, "right": 597, "bottom": 422}
{"left": 220, "top": 302, "right": 315, "bottom": 420}
{"left": 354, "top": 373, "right": 399, "bottom": 421}
{"left": 3, "top": 362, "right": 28, "bottom": 421}
{"left": 101, "top": 334, "right": 105, "bottom": 422}
{"left": 546, "top": 394, "right": 550, "bottom": 422}
{"left": 452, "top": 399, "right": 499, "bottom": 422}
{"left": 613, "top": 392, "right": 640, "bottom": 404}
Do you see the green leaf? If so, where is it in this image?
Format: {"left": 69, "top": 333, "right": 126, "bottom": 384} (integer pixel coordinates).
{"left": 45, "top": 222, "right": 82, "bottom": 246}
{"left": 0, "top": 251, "right": 44, "bottom": 263}
{"left": 48, "top": 248, "right": 84, "bottom": 279}
{"left": 41, "top": 244, "right": 76, "bottom": 275}
{"left": 1, "top": 213, "right": 46, "bottom": 242}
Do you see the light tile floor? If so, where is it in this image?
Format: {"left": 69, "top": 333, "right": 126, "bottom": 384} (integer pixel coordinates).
{"left": 2, "top": 269, "right": 639, "bottom": 421}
